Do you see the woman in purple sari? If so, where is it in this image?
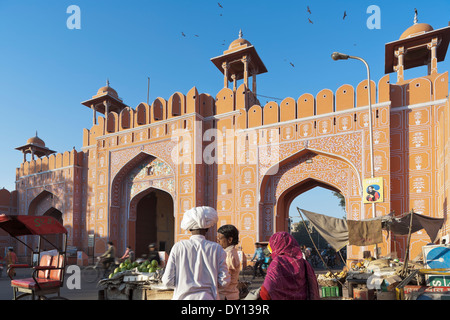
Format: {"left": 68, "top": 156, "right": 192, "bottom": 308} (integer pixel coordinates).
{"left": 260, "top": 232, "right": 320, "bottom": 300}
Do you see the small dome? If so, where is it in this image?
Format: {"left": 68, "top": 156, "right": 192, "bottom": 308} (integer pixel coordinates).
{"left": 226, "top": 30, "right": 252, "bottom": 52}
{"left": 400, "top": 23, "right": 434, "bottom": 39}
{"left": 27, "top": 135, "right": 45, "bottom": 147}
{"left": 96, "top": 85, "right": 119, "bottom": 99}
{"left": 228, "top": 37, "right": 251, "bottom": 51}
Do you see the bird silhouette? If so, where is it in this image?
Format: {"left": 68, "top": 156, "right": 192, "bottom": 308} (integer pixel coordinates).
{"left": 181, "top": 32, "right": 186, "bottom": 37}
{"left": 218, "top": 2, "right": 223, "bottom": 8}
{"left": 307, "top": 6, "right": 311, "bottom": 14}
{"left": 290, "top": 62, "right": 295, "bottom": 67}
{"left": 194, "top": 34, "right": 199, "bottom": 37}
{"left": 308, "top": 18, "right": 313, "bottom": 24}
{"left": 343, "top": 11, "right": 347, "bottom": 20}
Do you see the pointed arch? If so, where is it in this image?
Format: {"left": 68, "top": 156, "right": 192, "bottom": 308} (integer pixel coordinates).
{"left": 109, "top": 151, "right": 176, "bottom": 255}
{"left": 28, "top": 190, "right": 56, "bottom": 216}
{"left": 258, "top": 148, "right": 362, "bottom": 240}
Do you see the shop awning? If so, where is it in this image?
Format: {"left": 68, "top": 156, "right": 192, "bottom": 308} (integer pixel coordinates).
{"left": 0, "top": 214, "right": 67, "bottom": 237}
{"left": 297, "top": 208, "right": 445, "bottom": 250}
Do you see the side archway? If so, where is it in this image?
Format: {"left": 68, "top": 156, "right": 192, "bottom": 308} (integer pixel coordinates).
{"left": 259, "top": 149, "right": 362, "bottom": 240}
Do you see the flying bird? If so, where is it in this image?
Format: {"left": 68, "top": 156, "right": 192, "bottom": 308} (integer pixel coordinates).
{"left": 308, "top": 18, "right": 313, "bottom": 24}
{"left": 181, "top": 32, "right": 186, "bottom": 37}
{"left": 343, "top": 11, "right": 347, "bottom": 20}
{"left": 290, "top": 62, "right": 295, "bottom": 67}
{"left": 194, "top": 34, "right": 199, "bottom": 37}
{"left": 307, "top": 6, "right": 311, "bottom": 14}
{"left": 218, "top": 2, "right": 223, "bottom": 8}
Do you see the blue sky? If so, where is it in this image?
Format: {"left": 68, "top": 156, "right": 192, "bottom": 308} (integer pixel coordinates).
{"left": 1, "top": 0, "right": 449, "bottom": 220}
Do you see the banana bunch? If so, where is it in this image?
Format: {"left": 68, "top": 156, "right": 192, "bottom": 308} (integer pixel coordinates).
{"left": 324, "top": 270, "right": 347, "bottom": 279}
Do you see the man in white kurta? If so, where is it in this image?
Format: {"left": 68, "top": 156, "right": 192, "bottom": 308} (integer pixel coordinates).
{"left": 162, "top": 206, "right": 230, "bottom": 300}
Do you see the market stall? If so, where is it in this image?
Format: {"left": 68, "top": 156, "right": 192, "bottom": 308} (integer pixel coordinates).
{"left": 297, "top": 208, "right": 448, "bottom": 300}
{"left": 97, "top": 258, "right": 174, "bottom": 300}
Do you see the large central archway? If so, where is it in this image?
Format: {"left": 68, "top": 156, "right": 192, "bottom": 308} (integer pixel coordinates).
{"left": 109, "top": 152, "right": 176, "bottom": 256}
{"left": 130, "top": 188, "right": 174, "bottom": 258}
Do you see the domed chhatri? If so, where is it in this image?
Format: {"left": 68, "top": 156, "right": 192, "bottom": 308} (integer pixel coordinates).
{"left": 15, "top": 132, "right": 55, "bottom": 162}
{"left": 384, "top": 9, "right": 450, "bottom": 79}
{"left": 81, "top": 79, "right": 128, "bottom": 121}
{"left": 211, "top": 29, "right": 267, "bottom": 92}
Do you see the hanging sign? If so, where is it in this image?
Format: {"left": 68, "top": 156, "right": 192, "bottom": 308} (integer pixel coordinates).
{"left": 363, "top": 177, "right": 384, "bottom": 203}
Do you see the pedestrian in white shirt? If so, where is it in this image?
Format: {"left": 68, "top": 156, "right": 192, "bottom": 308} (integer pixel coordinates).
{"left": 162, "top": 206, "right": 230, "bottom": 300}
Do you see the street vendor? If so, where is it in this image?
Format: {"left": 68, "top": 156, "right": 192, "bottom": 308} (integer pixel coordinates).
{"left": 120, "top": 245, "right": 135, "bottom": 262}
{"left": 162, "top": 206, "right": 230, "bottom": 300}
{"left": 147, "top": 243, "right": 160, "bottom": 265}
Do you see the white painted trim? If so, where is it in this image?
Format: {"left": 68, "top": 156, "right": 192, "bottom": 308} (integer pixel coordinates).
{"left": 238, "top": 101, "right": 391, "bottom": 133}
{"left": 16, "top": 165, "right": 82, "bottom": 182}
{"left": 390, "top": 98, "right": 448, "bottom": 112}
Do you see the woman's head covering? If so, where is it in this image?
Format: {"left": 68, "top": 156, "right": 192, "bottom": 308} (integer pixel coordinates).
{"left": 181, "top": 206, "right": 218, "bottom": 230}
{"left": 269, "top": 231, "right": 304, "bottom": 260}
{"left": 263, "top": 231, "right": 319, "bottom": 300}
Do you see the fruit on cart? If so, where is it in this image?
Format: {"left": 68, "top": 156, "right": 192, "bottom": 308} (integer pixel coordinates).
{"left": 151, "top": 260, "right": 158, "bottom": 267}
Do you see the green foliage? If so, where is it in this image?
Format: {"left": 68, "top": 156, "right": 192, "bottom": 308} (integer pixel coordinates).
{"left": 332, "top": 192, "right": 346, "bottom": 211}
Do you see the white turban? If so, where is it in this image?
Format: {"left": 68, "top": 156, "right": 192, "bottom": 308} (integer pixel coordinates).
{"left": 181, "top": 206, "right": 218, "bottom": 230}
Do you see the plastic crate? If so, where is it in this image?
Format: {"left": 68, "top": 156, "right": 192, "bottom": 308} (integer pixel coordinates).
{"left": 321, "top": 286, "right": 341, "bottom": 298}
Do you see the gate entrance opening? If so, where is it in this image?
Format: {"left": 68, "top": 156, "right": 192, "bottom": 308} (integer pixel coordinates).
{"left": 134, "top": 189, "right": 174, "bottom": 258}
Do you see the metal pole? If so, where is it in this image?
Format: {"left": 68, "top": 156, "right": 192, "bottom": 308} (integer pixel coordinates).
{"left": 147, "top": 77, "right": 150, "bottom": 104}
{"left": 349, "top": 55, "right": 379, "bottom": 258}
{"left": 349, "top": 56, "right": 375, "bottom": 180}
{"left": 297, "top": 208, "right": 347, "bottom": 289}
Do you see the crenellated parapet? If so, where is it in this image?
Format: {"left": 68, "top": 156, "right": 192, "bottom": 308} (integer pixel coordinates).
{"left": 82, "top": 87, "right": 219, "bottom": 146}
{"left": 0, "top": 188, "right": 17, "bottom": 215}
{"left": 80, "top": 69, "right": 450, "bottom": 148}
{"left": 16, "top": 149, "right": 83, "bottom": 179}
{"left": 245, "top": 76, "right": 389, "bottom": 129}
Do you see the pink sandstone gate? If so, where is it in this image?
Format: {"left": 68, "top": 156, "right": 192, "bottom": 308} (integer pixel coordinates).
{"left": 8, "top": 21, "right": 450, "bottom": 263}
